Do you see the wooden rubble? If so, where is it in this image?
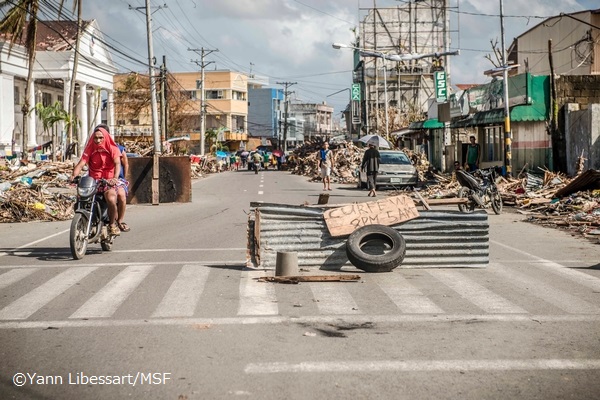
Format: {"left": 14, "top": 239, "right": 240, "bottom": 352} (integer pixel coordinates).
{"left": 286, "top": 140, "right": 431, "bottom": 184}
{"left": 0, "top": 160, "right": 75, "bottom": 223}
{"left": 1, "top": 149, "right": 598, "bottom": 244}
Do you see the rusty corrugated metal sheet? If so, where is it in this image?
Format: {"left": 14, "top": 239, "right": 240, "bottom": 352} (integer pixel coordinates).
{"left": 127, "top": 156, "right": 192, "bottom": 204}
{"left": 554, "top": 169, "right": 600, "bottom": 198}
{"left": 247, "top": 204, "right": 489, "bottom": 269}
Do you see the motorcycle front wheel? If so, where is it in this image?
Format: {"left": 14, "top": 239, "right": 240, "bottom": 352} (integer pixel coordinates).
{"left": 457, "top": 187, "right": 476, "bottom": 213}
{"left": 70, "top": 213, "right": 89, "bottom": 260}
{"left": 491, "top": 191, "right": 503, "bottom": 215}
{"left": 101, "top": 238, "right": 113, "bottom": 252}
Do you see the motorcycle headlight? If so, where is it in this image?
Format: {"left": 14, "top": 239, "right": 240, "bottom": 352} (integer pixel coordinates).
{"left": 77, "top": 186, "right": 96, "bottom": 197}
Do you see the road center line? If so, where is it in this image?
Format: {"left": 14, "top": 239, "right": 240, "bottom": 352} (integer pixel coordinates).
{"left": 245, "top": 359, "right": 600, "bottom": 374}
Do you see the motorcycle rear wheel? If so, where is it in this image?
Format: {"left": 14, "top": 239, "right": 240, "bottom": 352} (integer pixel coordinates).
{"left": 457, "top": 187, "right": 476, "bottom": 213}
{"left": 491, "top": 191, "right": 503, "bottom": 214}
{"left": 70, "top": 213, "right": 89, "bottom": 260}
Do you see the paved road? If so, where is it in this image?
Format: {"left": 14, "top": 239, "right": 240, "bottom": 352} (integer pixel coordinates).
{"left": 1, "top": 169, "right": 599, "bottom": 399}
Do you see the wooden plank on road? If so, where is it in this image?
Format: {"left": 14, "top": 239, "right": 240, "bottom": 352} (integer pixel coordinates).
{"left": 323, "top": 195, "right": 419, "bottom": 237}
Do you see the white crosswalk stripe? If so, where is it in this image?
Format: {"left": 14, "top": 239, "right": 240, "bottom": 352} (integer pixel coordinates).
{"left": 0, "top": 267, "right": 96, "bottom": 320}
{"left": 70, "top": 265, "right": 154, "bottom": 319}
{"left": 372, "top": 273, "right": 444, "bottom": 314}
{"left": 1, "top": 261, "right": 600, "bottom": 324}
{"left": 238, "top": 269, "right": 278, "bottom": 315}
{"left": 0, "top": 268, "right": 38, "bottom": 290}
{"left": 428, "top": 270, "right": 527, "bottom": 314}
{"left": 489, "top": 263, "right": 600, "bottom": 314}
{"left": 310, "top": 283, "right": 360, "bottom": 315}
{"left": 152, "top": 264, "right": 209, "bottom": 318}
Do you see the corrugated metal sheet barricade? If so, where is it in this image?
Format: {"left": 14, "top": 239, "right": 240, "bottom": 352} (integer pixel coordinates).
{"left": 247, "top": 203, "right": 489, "bottom": 270}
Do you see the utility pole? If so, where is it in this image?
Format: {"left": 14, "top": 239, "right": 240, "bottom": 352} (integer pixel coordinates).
{"left": 499, "top": 0, "right": 512, "bottom": 177}
{"left": 159, "top": 55, "right": 167, "bottom": 143}
{"left": 189, "top": 48, "right": 218, "bottom": 155}
{"left": 129, "top": 1, "right": 165, "bottom": 155}
{"left": 276, "top": 81, "right": 296, "bottom": 152}
{"left": 130, "top": 1, "right": 166, "bottom": 205}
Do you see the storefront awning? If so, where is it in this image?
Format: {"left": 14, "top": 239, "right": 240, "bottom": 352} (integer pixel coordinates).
{"left": 409, "top": 118, "right": 444, "bottom": 130}
{"left": 450, "top": 105, "right": 548, "bottom": 128}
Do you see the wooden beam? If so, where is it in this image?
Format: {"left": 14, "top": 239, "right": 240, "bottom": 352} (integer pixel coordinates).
{"left": 257, "top": 275, "right": 361, "bottom": 284}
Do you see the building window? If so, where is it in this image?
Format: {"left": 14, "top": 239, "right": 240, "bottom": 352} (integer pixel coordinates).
{"left": 57, "top": 95, "right": 64, "bottom": 107}
{"left": 14, "top": 86, "right": 20, "bottom": 105}
{"left": 187, "top": 90, "right": 197, "bottom": 100}
{"left": 130, "top": 119, "right": 140, "bottom": 125}
{"left": 42, "top": 92, "right": 52, "bottom": 107}
{"left": 196, "top": 80, "right": 202, "bottom": 89}
{"left": 233, "top": 91, "right": 246, "bottom": 101}
{"left": 206, "top": 90, "right": 224, "bottom": 99}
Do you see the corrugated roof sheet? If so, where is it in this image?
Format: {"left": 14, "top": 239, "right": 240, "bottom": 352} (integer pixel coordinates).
{"left": 248, "top": 204, "right": 489, "bottom": 270}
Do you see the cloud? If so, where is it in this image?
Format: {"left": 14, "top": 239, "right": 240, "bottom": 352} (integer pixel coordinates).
{"left": 78, "top": 0, "right": 596, "bottom": 115}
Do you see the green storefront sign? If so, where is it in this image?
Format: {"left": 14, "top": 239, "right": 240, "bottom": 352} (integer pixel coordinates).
{"left": 351, "top": 83, "right": 361, "bottom": 101}
{"left": 434, "top": 71, "right": 447, "bottom": 102}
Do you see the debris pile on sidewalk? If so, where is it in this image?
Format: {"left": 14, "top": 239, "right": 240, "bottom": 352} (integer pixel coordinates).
{"left": 510, "top": 169, "right": 600, "bottom": 240}
{"left": 287, "top": 141, "right": 431, "bottom": 185}
{"left": 0, "top": 160, "right": 75, "bottom": 222}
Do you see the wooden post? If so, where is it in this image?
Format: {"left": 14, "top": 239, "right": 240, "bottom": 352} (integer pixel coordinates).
{"left": 152, "top": 153, "right": 159, "bottom": 205}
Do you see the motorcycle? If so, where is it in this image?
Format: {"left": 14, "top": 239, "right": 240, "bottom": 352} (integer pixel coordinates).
{"left": 70, "top": 176, "right": 118, "bottom": 259}
{"left": 455, "top": 167, "right": 503, "bottom": 214}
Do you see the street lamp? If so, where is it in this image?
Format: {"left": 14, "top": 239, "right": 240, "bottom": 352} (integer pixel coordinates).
{"left": 332, "top": 43, "right": 459, "bottom": 62}
{"left": 333, "top": 42, "right": 460, "bottom": 141}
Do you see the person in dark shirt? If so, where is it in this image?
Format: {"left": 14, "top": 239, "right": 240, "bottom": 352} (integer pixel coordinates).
{"left": 361, "top": 143, "right": 381, "bottom": 197}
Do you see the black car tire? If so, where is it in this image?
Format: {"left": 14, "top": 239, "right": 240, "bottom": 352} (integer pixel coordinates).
{"left": 345, "top": 225, "right": 406, "bottom": 272}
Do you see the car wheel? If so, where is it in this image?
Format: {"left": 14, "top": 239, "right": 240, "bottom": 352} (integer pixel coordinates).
{"left": 345, "top": 225, "right": 406, "bottom": 272}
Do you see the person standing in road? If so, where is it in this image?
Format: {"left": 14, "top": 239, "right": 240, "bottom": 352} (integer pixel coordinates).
{"left": 361, "top": 143, "right": 381, "bottom": 197}
{"left": 319, "top": 142, "right": 334, "bottom": 191}
{"left": 466, "top": 136, "right": 480, "bottom": 172}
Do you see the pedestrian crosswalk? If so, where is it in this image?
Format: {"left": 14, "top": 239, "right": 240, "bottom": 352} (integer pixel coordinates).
{"left": 0, "top": 261, "right": 599, "bottom": 324}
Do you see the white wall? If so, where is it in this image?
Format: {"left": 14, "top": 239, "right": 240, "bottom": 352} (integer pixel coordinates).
{"left": 0, "top": 75, "right": 15, "bottom": 147}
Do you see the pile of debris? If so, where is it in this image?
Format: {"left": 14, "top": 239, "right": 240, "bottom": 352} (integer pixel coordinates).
{"left": 286, "top": 140, "right": 363, "bottom": 184}
{"left": 0, "top": 160, "right": 75, "bottom": 223}
{"left": 287, "top": 140, "right": 431, "bottom": 185}
{"left": 507, "top": 169, "right": 600, "bottom": 240}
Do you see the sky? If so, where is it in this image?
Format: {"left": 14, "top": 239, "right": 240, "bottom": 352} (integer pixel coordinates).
{"left": 57, "top": 0, "right": 599, "bottom": 121}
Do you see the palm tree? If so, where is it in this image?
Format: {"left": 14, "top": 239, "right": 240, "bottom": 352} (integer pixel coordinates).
{"left": 0, "top": 0, "right": 40, "bottom": 159}
{"left": 35, "top": 101, "right": 66, "bottom": 161}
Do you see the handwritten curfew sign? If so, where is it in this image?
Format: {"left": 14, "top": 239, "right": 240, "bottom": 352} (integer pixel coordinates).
{"left": 323, "top": 195, "right": 420, "bottom": 237}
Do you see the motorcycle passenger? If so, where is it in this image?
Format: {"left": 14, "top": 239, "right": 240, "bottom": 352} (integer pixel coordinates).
{"left": 70, "top": 126, "right": 124, "bottom": 236}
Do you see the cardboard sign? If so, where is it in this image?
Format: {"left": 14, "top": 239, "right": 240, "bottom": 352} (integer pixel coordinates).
{"left": 323, "top": 195, "right": 420, "bottom": 237}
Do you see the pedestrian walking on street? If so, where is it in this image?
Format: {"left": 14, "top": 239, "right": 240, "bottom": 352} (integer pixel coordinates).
{"left": 319, "top": 142, "right": 334, "bottom": 191}
{"left": 361, "top": 143, "right": 381, "bottom": 197}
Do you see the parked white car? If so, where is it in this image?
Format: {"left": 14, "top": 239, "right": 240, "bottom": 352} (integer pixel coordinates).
{"left": 357, "top": 150, "right": 418, "bottom": 189}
